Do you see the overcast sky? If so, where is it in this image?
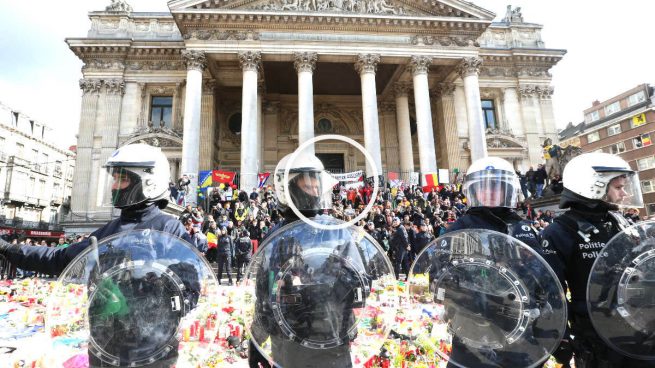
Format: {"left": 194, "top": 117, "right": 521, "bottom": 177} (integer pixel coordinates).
{"left": 0, "top": 0, "right": 653, "bottom": 148}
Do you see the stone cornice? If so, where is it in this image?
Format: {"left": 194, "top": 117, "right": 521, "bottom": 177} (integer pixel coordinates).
{"left": 172, "top": 10, "right": 491, "bottom": 35}
{"left": 238, "top": 51, "right": 262, "bottom": 71}
{"left": 293, "top": 52, "right": 318, "bottom": 73}
{"left": 355, "top": 54, "right": 380, "bottom": 75}
{"left": 181, "top": 50, "right": 207, "bottom": 71}
{"left": 408, "top": 55, "right": 432, "bottom": 76}
{"left": 456, "top": 56, "right": 482, "bottom": 77}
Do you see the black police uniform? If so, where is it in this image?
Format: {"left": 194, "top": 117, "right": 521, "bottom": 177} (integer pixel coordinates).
{"left": 540, "top": 195, "right": 655, "bottom": 368}
{"left": 446, "top": 206, "right": 540, "bottom": 249}
{"left": 249, "top": 211, "right": 355, "bottom": 368}
{"left": 0, "top": 203, "right": 192, "bottom": 368}
{"left": 443, "top": 206, "right": 542, "bottom": 368}
{"left": 2, "top": 204, "right": 189, "bottom": 276}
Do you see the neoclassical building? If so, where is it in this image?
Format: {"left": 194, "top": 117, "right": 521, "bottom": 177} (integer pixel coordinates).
{"left": 64, "top": 0, "right": 564, "bottom": 231}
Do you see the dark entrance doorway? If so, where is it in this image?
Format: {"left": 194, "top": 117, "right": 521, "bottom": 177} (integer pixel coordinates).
{"left": 316, "top": 153, "right": 345, "bottom": 172}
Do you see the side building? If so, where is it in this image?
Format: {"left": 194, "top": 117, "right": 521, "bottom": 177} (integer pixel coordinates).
{"left": 0, "top": 102, "right": 76, "bottom": 242}
{"left": 558, "top": 83, "right": 654, "bottom": 217}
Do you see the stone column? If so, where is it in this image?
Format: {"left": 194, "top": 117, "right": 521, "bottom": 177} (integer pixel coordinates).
{"left": 95, "top": 79, "right": 125, "bottom": 210}
{"left": 199, "top": 79, "right": 216, "bottom": 171}
{"left": 393, "top": 82, "right": 413, "bottom": 177}
{"left": 519, "top": 85, "right": 542, "bottom": 165}
{"left": 539, "top": 86, "right": 558, "bottom": 142}
{"left": 238, "top": 51, "right": 261, "bottom": 192}
{"left": 181, "top": 50, "right": 206, "bottom": 205}
{"left": 257, "top": 79, "right": 264, "bottom": 171}
{"left": 71, "top": 79, "right": 102, "bottom": 214}
{"left": 294, "top": 52, "right": 318, "bottom": 156}
{"left": 409, "top": 55, "right": 437, "bottom": 183}
{"left": 502, "top": 87, "right": 523, "bottom": 135}
{"left": 458, "top": 56, "right": 487, "bottom": 162}
{"left": 355, "top": 54, "right": 383, "bottom": 177}
{"left": 434, "top": 83, "right": 460, "bottom": 171}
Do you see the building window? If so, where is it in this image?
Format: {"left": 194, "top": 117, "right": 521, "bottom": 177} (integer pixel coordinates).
{"left": 609, "top": 142, "right": 626, "bottom": 154}
{"left": 481, "top": 99, "right": 497, "bottom": 129}
{"left": 605, "top": 101, "right": 621, "bottom": 116}
{"left": 633, "top": 133, "right": 652, "bottom": 149}
{"left": 607, "top": 124, "right": 622, "bottom": 136}
{"left": 587, "top": 131, "right": 600, "bottom": 143}
{"left": 648, "top": 203, "right": 655, "bottom": 215}
{"left": 15, "top": 143, "right": 24, "bottom": 159}
{"left": 637, "top": 156, "right": 655, "bottom": 171}
{"left": 54, "top": 161, "right": 63, "bottom": 177}
{"left": 228, "top": 113, "right": 242, "bottom": 135}
{"left": 149, "top": 96, "right": 173, "bottom": 129}
{"left": 628, "top": 91, "right": 646, "bottom": 106}
{"left": 588, "top": 110, "right": 600, "bottom": 122}
{"left": 316, "top": 118, "right": 333, "bottom": 133}
{"left": 642, "top": 180, "right": 655, "bottom": 194}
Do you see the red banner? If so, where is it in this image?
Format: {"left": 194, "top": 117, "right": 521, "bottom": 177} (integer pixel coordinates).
{"left": 25, "top": 230, "right": 65, "bottom": 238}
{"left": 212, "top": 170, "right": 236, "bottom": 184}
{"left": 0, "top": 227, "right": 14, "bottom": 236}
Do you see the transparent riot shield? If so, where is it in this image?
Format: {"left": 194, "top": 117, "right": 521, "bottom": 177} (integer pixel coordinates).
{"left": 587, "top": 220, "right": 655, "bottom": 360}
{"left": 44, "top": 230, "right": 220, "bottom": 367}
{"left": 243, "top": 216, "right": 398, "bottom": 368}
{"left": 407, "top": 229, "right": 567, "bottom": 368}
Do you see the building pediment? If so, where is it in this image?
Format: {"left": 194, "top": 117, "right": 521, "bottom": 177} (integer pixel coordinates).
{"left": 169, "top": 0, "right": 495, "bottom": 19}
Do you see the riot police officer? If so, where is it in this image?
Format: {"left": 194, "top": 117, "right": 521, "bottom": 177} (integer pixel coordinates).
{"left": 0, "top": 143, "right": 191, "bottom": 368}
{"left": 446, "top": 156, "right": 539, "bottom": 249}
{"left": 0, "top": 143, "right": 189, "bottom": 275}
{"left": 444, "top": 156, "right": 543, "bottom": 368}
{"left": 540, "top": 152, "right": 653, "bottom": 368}
{"left": 249, "top": 153, "right": 344, "bottom": 368}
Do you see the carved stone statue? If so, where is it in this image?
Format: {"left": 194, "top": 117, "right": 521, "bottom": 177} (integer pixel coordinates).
{"left": 503, "top": 5, "right": 523, "bottom": 23}
{"left": 106, "top": 0, "right": 133, "bottom": 12}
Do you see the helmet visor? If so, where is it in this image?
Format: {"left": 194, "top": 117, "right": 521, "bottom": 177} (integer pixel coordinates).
{"left": 99, "top": 167, "right": 147, "bottom": 208}
{"left": 463, "top": 170, "right": 520, "bottom": 208}
{"left": 603, "top": 172, "right": 644, "bottom": 208}
{"left": 288, "top": 171, "right": 334, "bottom": 211}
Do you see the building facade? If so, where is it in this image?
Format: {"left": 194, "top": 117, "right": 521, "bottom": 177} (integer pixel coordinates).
{"left": 559, "top": 84, "right": 655, "bottom": 216}
{"left": 0, "top": 102, "right": 76, "bottom": 241}
{"left": 64, "top": 0, "right": 564, "bottom": 231}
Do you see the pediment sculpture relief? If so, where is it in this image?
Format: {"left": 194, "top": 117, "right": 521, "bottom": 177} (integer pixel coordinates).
{"left": 250, "top": 0, "right": 406, "bottom": 15}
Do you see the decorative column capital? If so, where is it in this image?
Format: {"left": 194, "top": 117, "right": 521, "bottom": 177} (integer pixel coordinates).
{"left": 393, "top": 82, "right": 412, "bottom": 98}
{"left": 263, "top": 100, "right": 280, "bottom": 114}
{"left": 538, "top": 86, "right": 555, "bottom": 99}
{"left": 202, "top": 79, "right": 216, "bottom": 94}
{"left": 104, "top": 79, "right": 125, "bottom": 95}
{"left": 457, "top": 56, "right": 483, "bottom": 78}
{"left": 408, "top": 55, "right": 432, "bottom": 76}
{"left": 293, "top": 52, "right": 318, "bottom": 73}
{"left": 518, "top": 84, "right": 538, "bottom": 99}
{"left": 355, "top": 54, "right": 380, "bottom": 75}
{"left": 79, "top": 79, "right": 103, "bottom": 94}
{"left": 181, "top": 50, "right": 207, "bottom": 71}
{"left": 238, "top": 51, "right": 262, "bottom": 72}
{"left": 432, "top": 82, "right": 456, "bottom": 98}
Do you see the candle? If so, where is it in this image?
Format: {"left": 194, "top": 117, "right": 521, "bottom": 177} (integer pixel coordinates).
{"left": 183, "top": 327, "right": 190, "bottom": 342}
{"left": 190, "top": 324, "right": 196, "bottom": 337}
{"left": 199, "top": 326, "right": 205, "bottom": 342}
{"left": 194, "top": 320, "right": 200, "bottom": 334}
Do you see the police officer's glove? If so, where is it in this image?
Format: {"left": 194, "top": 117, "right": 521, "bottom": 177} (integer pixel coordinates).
{"left": 0, "top": 238, "right": 16, "bottom": 259}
